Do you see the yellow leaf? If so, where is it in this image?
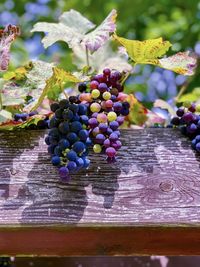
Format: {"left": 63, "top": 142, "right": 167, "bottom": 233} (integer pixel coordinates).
{"left": 30, "top": 67, "right": 81, "bottom": 111}
{"left": 113, "top": 34, "right": 172, "bottom": 65}
{"left": 159, "top": 52, "right": 197, "bottom": 75}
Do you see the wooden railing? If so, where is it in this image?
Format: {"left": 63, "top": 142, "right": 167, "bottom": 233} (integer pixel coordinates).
{"left": 0, "top": 128, "right": 200, "bottom": 256}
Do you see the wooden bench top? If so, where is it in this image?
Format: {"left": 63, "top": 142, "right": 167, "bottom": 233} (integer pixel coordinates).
{"left": 0, "top": 128, "right": 200, "bottom": 256}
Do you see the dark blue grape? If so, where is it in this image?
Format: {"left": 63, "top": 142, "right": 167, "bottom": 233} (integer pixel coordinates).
{"left": 67, "top": 161, "right": 77, "bottom": 172}
{"left": 55, "top": 108, "right": 63, "bottom": 119}
{"left": 70, "top": 121, "right": 82, "bottom": 133}
{"left": 66, "top": 150, "right": 77, "bottom": 161}
{"left": 45, "top": 136, "right": 50, "bottom": 145}
{"left": 50, "top": 102, "right": 59, "bottom": 112}
{"left": 63, "top": 109, "right": 74, "bottom": 121}
{"left": 78, "top": 82, "right": 87, "bottom": 93}
{"left": 78, "top": 129, "right": 89, "bottom": 141}
{"left": 59, "top": 99, "right": 69, "bottom": 109}
{"left": 58, "top": 122, "right": 69, "bottom": 134}
{"left": 69, "top": 103, "right": 79, "bottom": 113}
{"left": 73, "top": 141, "right": 85, "bottom": 154}
{"left": 80, "top": 115, "right": 89, "bottom": 125}
{"left": 54, "top": 146, "right": 63, "bottom": 156}
{"left": 67, "top": 132, "right": 78, "bottom": 144}
{"left": 78, "top": 104, "right": 87, "bottom": 115}
{"left": 51, "top": 156, "right": 61, "bottom": 166}
{"left": 59, "top": 139, "right": 70, "bottom": 150}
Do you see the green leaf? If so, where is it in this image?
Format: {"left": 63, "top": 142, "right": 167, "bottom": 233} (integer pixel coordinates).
{"left": 178, "top": 88, "right": 200, "bottom": 103}
{"left": 31, "top": 9, "right": 117, "bottom": 53}
{"left": 113, "top": 34, "right": 197, "bottom": 75}
{"left": 3, "top": 66, "right": 27, "bottom": 81}
{"left": 0, "top": 114, "right": 46, "bottom": 131}
{"left": 30, "top": 67, "right": 81, "bottom": 111}
{"left": 113, "top": 34, "right": 171, "bottom": 65}
{"left": 0, "top": 109, "right": 12, "bottom": 123}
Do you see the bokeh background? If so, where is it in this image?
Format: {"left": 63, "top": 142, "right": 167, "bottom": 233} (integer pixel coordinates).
{"left": 0, "top": 0, "right": 200, "bottom": 110}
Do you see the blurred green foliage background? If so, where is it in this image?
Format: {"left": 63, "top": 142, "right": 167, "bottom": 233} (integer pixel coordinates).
{"left": 0, "top": 0, "right": 199, "bottom": 106}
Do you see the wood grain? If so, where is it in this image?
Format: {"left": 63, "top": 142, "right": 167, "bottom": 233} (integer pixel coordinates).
{"left": 0, "top": 128, "right": 200, "bottom": 255}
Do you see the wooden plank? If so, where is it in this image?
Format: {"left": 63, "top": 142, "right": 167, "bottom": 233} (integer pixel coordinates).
{"left": 0, "top": 128, "right": 200, "bottom": 255}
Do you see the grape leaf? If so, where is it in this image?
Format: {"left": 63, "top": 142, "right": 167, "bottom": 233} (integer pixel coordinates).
{"left": 0, "top": 109, "right": 12, "bottom": 123}
{"left": 113, "top": 34, "right": 171, "bottom": 65}
{"left": 0, "top": 25, "right": 20, "bottom": 71}
{"left": 159, "top": 52, "right": 197, "bottom": 75}
{"left": 3, "top": 67, "right": 27, "bottom": 81}
{"left": 72, "top": 42, "right": 132, "bottom": 73}
{"left": 154, "top": 99, "right": 176, "bottom": 116}
{"left": 30, "top": 67, "right": 81, "bottom": 111}
{"left": 0, "top": 114, "right": 46, "bottom": 131}
{"left": 1, "top": 60, "right": 54, "bottom": 108}
{"left": 114, "top": 34, "right": 197, "bottom": 75}
{"left": 126, "top": 94, "right": 148, "bottom": 126}
{"left": 177, "top": 88, "right": 200, "bottom": 103}
{"left": 82, "top": 9, "right": 117, "bottom": 52}
{"left": 31, "top": 9, "right": 117, "bottom": 53}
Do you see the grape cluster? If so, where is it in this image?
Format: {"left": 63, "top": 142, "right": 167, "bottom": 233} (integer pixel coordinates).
{"left": 45, "top": 98, "right": 91, "bottom": 181}
{"left": 78, "top": 68, "right": 130, "bottom": 161}
{"left": 171, "top": 102, "right": 200, "bottom": 153}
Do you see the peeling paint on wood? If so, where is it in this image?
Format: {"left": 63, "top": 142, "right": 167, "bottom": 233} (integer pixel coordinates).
{"left": 0, "top": 128, "right": 200, "bottom": 255}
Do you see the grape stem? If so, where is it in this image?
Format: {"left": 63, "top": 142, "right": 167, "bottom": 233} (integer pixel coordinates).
{"left": 121, "top": 63, "right": 136, "bottom": 85}
{"left": 175, "top": 83, "right": 188, "bottom": 102}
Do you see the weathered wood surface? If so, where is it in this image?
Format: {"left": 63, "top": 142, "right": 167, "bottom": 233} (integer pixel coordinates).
{"left": 0, "top": 128, "right": 200, "bottom": 256}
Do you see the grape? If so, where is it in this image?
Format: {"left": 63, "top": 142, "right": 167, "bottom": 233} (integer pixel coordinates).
{"left": 90, "top": 103, "right": 101, "bottom": 113}
{"left": 97, "top": 113, "right": 107, "bottom": 123}
{"left": 67, "top": 161, "right": 77, "bottom": 172}
{"left": 171, "top": 102, "right": 200, "bottom": 154}
{"left": 67, "top": 132, "right": 78, "bottom": 144}
{"left": 196, "top": 143, "right": 200, "bottom": 152}
{"left": 59, "top": 166, "right": 69, "bottom": 178}
{"left": 103, "top": 68, "right": 111, "bottom": 76}
{"left": 78, "top": 82, "right": 87, "bottom": 93}
{"left": 46, "top": 99, "right": 91, "bottom": 181}
{"left": 51, "top": 156, "right": 61, "bottom": 166}
{"left": 69, "top": 96, "right": 79, "bottom": 103}
{"left": 109, "top": 132, "right": 118, "bottom": 142}
{"left": 98, "top": 83, "right": 108, "bottom": 93}
{"left": 90, "top": 80, "right": 99, "bottom": 89}
{"left": 99, "top": 123, "right": 108, "bottom": 132}
{"left": 58, "top": 122, "right": 69, "bottom": 134}
{"left": 78, "top": 129, "right": 89, "bottom": 141}
{"left": 107, "top": 112, "right": 117, "bottom": 122}
{"left": 78, "top": 69, "right": 129, "bottom": 161}
{"left": 109, "top": 121, "right": 119, "bottom": 131}
{"left": 88, "top": 118, "right": 98, "bottom": 128}
{"left": 91, "top": 89, "right": 100, "bottom": 99}
{"left": 59, "top": 139, "right": 70, "bottom": 150}
{"left": 105, "top": 100, "right": 113, "bottom": 108}
{"left": 73, "top": 141, "right": 85, "bottom": 154}
{"left": 93, "top": 144, "right": 102, "bottom": 153}
{"left": 95, "top": 134, "right": 106, "bottom": 144}
{"left": 59, "top": 99, "right": 69, "bottom": 109}
{"left": 70, "top": 121, "right": 82, "bottom": 133}
{"left": 102, "top": 91, "right": 111, "bottom": 100}
{"left": 106, "top": 147, "right": 116, "bottom": 158}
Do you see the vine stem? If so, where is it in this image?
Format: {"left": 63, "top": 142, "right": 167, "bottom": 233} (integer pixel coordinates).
{"left": 121, "top": 63, "right": 136, "bottom": 85}
{"left": 86, "top": 46, "right": 90, "bottom": 68}
{"left": 175, "top": 83, "right": 188, "bottom": 103}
